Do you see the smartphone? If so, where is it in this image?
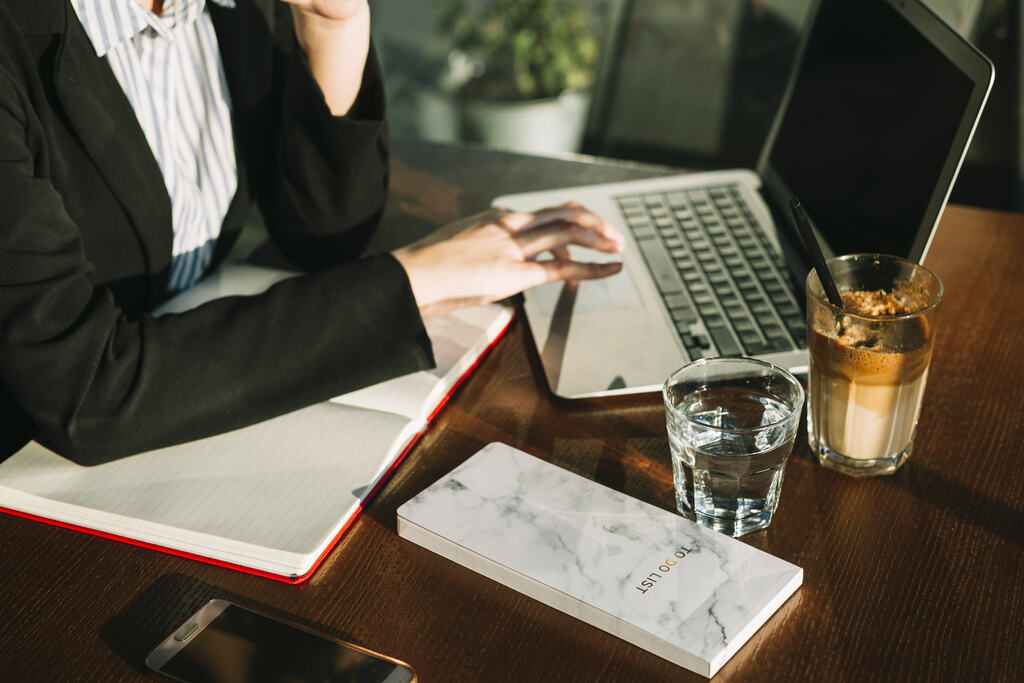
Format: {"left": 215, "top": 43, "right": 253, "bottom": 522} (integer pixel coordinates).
{"left": 146, "top": 599, "right": 416, "bottom": 683}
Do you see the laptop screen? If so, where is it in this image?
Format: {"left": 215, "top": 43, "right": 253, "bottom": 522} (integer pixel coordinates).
{"left": 762, "top": 0, "right": 989, "bottom": 262}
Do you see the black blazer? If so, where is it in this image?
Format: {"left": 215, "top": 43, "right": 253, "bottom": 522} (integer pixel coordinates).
{"left": 0, "top": 0, "right": 433, "bottom": 464}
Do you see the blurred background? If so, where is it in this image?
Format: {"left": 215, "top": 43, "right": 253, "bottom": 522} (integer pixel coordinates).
{"left": 370, "top": 0, "right": 1018, "bottom": 212}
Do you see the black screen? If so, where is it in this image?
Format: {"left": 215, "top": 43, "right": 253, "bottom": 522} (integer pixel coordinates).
{"left": 161, "top": 605, "right": 411, "bottom": 683}
{"left": 768, "top": 0, "right": 974, "bottom": 258}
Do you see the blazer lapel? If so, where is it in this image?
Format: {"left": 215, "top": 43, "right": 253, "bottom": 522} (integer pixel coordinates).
{"left": 50, "top": 4, "right": 173, "bottom": 276}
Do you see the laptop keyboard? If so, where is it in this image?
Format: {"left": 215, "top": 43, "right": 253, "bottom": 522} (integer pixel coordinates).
{"left": 617, "top": 184, "right": 807, "bottom": 359}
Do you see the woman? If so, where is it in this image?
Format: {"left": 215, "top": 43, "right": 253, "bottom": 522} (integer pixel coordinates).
{"left": 0, "top": 0, "right": 622, "bottom": 463}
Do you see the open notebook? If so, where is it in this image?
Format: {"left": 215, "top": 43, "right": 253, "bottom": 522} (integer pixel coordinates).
{"left": 0, "top": 264, "right": 514, "bottom": 582}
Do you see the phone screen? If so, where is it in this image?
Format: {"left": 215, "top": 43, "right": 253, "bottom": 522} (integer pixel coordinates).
{"left": 154, "top": 603, "right": 414, "bottom": 683}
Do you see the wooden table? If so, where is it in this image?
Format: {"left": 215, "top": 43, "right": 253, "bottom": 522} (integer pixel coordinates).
{"left": 1, "top": 141, "right": 1022, "bottom": 682}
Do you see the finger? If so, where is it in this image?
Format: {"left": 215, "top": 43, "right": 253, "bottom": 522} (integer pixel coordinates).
{"left": 521, "top": 259, "right": 623, "bottom": 287}
{"left": 527, "top": 204, "right": 625, "bottom": 250}
{"left": 547, "top": 246, "right": 572, "bottom": 262}
{"left": 515, "top": 220, "right": 623, "bottom": 260}
{"left": 498, "top": 205, "right": 624, "bottom": 249}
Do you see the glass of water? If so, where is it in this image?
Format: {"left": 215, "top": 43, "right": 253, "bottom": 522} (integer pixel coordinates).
{"left": 663, "top": 357, "right": 805, "bottom": 537}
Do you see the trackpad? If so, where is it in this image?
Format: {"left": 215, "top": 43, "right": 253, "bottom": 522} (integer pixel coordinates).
{"left": 528, "top": 271, "right": 642, "bottom": 316}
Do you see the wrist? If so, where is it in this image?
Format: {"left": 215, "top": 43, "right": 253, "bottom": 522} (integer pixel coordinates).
{"left": 291, "top": 2, "right": 369, "bottom": 55}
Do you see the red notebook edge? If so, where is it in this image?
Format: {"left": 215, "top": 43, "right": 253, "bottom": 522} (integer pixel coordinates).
{"left": 1, "top": 308, "right": 517, "bottom": 584}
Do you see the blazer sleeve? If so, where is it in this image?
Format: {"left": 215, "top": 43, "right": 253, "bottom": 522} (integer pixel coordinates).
{"left": 267, "top": 41, "right": 391, "bottom": 267}
{"left": 218, "top": 1, "right": 391, "bottom": 268}
{"left": 0, "top": 58, "right": 434, "bottom": 465}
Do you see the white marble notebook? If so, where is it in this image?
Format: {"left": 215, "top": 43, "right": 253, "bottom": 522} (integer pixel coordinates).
{"left": 397, "top": 443, "right": 802, "bottom": 678}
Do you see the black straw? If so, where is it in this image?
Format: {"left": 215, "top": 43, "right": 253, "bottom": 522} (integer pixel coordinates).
{"left": 789, "top": 198, "right": 844, "bottom": 309}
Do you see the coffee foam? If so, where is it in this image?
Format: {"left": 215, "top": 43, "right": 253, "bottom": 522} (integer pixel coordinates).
{"left": 810, "top": 329, "right": 931, "bottom": 385}
{"left": 809, "top": 290, "right": 933, "bottom": 385}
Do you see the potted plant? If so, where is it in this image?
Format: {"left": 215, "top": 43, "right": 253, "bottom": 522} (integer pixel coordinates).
{"left": 419, "top": 0, "right": 601, "bottom": 154}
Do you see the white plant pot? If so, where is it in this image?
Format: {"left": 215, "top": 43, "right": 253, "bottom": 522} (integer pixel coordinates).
{"left": 462, "top": 90, "right": 591, "bottom": 155}
{"left": 415, "top": 88, "right": 592, "bottom": 155}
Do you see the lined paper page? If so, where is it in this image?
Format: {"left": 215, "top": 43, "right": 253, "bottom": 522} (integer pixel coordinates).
{"left": 0, "top": 403, "right": 418, "bottom": 572}
{"left": 332, "top": 303, "right": 514, "bottom": 420}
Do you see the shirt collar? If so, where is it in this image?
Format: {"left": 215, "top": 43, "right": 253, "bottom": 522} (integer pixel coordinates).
{"left": 71, "top": 0, "right": 236, "bottom": 57}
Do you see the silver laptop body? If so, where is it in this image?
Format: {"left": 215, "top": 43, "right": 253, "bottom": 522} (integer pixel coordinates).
{"left": 495, "top": 0, "right": 993, "bottom": 398}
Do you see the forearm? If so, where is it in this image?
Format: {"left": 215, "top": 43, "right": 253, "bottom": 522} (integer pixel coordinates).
{"left": 290, "top": 2, "right": 370, "bottom": 116}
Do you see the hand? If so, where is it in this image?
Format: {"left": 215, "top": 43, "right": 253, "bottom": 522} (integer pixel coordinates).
{"left": 393, "top": 203, "right": 626, "bottom": 317}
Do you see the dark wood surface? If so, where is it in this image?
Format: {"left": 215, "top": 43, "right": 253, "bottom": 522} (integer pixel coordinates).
{"left": 1, "top": 140, "right": 1022, "bottom": 682}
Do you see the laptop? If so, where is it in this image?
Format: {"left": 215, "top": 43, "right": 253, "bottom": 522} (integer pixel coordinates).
{"left": 493, "top": 0, "right": 993, "bottom": 398}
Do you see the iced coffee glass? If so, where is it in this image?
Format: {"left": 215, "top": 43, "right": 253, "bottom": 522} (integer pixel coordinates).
{"left": 807, "top": 254, "right": 943, "bottom": 476}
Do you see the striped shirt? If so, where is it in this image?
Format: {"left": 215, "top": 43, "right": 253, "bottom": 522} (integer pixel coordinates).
{"left": 71, "top": 0, "right": 238, "bottom": 292}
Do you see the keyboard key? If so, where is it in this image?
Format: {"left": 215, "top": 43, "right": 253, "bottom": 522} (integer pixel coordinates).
{"left": 663, "top": 293, "right": 688, "bottom": 309}
{"left": 708, "top": 271, "right": 728, "bottom": 283}
{"left": 636, "top": 238, "right": 682, "bottom": 295}
{"left": 743, "top": 340, "right": 780, "bottom": 355}
{"left": 777, "top": 302, "right": 800, "bottom": 318}
{"left": 698, "top": 302, "right": 718, "bottom": 316}
{"left": 703, "top": 313, "right": 724, "bottom": 327}
{"left": 725, "top": 305, "right": 746, "bottom": 319}
{"left": 733, "top": 319, "right": 757, "bottom": 333}
{"left": 707, "top": 326, "right": 742, "bottom": 356}
{"left": 631, "top": 225, "right": 656, "bottom": 239}
{"left": 692, "top": 292, "right": 714, "bottom": 305}
{"left": 671, "top": 307, "right": 699, "bottom": 324}
{"left": 739, "top": 288, "right": 760, "bottom": 303}
{"left": 667, "top": 192, "right": 689, "bottom": 208}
